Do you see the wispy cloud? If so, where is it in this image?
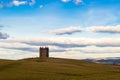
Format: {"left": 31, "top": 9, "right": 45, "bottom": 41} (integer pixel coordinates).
{"left": 61, "top": 0, "right": 71, "bottom": 3}
{"left": 51, "top": 25, "right": 120, "bottom": 34}
{"left": 48, "top": 27, "right": 82, "bottom": 35}
{"left": 74, "top": 0, "right": 83, "bottom": 5}
{"left": 0, "top": 0, "right": 36, "bottom": 8}
{"left": 13, "top": 0, "right": 27, "bottom": 6}
{"left": 61, "top": 0, "right": 83, "bottom": 5}
{"left": 89, "top": 25, "right": 120, "bottom": 33}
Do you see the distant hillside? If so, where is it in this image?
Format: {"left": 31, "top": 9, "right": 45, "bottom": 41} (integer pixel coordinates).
{"left": 84, "top": 57, "right": 120, "bottom": 65}
{"left": 0, "top": 58, "right": 120, "bottom": 80}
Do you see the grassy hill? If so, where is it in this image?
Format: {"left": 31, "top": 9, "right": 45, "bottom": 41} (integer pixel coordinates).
{"left": 0, "top": 58, "right": 120, "bottom": 80}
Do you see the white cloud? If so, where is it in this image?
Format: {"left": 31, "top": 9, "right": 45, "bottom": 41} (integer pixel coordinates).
{"left": 88, "top": 25, "right": 120, "bottom": 33}
{"left": 13, "top": 0, "right": 27, "bottom": 6}
{"left": 0, "top": 0, "right": 36, "bottom": 7}
{"left": 49, "top": 27, "right": 82, "bottom": 35}
{"left": 61, "top": 0, "right": 71, "bottom": 3}
{"left": 74, "top": 0, "right": 83, "bottom": 5}
{"left": 61, "top": 0, "right": 83, "bottom": 5}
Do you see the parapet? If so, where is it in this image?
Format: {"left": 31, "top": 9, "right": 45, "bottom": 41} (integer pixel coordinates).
{"left": 39, "top": 47, "right": 49, "bottom": 58}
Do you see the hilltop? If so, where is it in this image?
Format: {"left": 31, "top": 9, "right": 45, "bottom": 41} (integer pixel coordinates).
{"left": 0, "top": 58, "right": 120, "bottom": 80}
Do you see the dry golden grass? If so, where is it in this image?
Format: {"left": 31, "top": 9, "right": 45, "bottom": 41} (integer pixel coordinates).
{"left": 0, "top": 58, "right": 120, "bottom": 80}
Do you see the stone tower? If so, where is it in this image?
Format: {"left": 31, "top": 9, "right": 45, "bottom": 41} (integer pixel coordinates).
{"left": 39, "top": 47, "right": 49, "bottom": 58}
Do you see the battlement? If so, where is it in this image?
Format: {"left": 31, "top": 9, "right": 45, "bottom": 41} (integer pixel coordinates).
{"left": 39, "top": 47, "right": 49, "bottom": 58}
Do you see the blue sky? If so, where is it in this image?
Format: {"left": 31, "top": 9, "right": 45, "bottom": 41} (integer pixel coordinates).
{"left": 0, "top": 0, "right": 120, "bottom": 59}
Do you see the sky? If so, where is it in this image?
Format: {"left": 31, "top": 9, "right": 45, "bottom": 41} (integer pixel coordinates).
{"left": 0, "top": 0, "right": 120, "bottom": 60}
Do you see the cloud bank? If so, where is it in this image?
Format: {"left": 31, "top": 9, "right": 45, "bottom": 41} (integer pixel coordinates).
{"left": 17, "top": 38, "right": 120, "bottom": 47}
{"left": 1, "top": 37, "right": 120, "bottom": 59}
{"left": 2, "top": 37, "right": 120, "bottom": 51}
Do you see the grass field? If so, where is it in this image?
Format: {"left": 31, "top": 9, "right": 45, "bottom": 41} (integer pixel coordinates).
{"left": 0, "top": 58, "right": 120, "bottom": 80}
